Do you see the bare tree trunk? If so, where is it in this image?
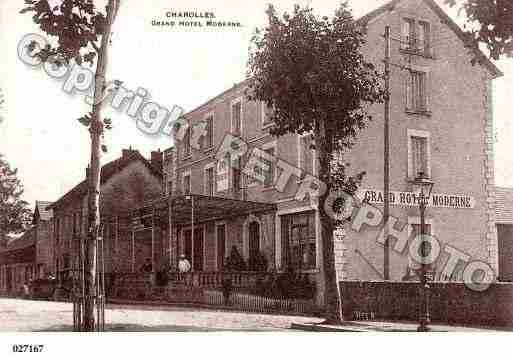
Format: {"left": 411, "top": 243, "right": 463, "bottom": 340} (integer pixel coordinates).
{"left": 84, "top": 0, "right": 117, "bottom": 331}
{"left": 315, "top": 120, "right": 341, "bottom": 324}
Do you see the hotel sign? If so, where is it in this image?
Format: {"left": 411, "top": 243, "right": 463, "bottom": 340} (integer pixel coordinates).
{"left": 355, "top": 189, "right": 476, "bottom": 209}
{"left": 216, "top": 157, "right": 229, "bottom": 192}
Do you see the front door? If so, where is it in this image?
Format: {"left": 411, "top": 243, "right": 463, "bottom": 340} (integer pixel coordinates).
{"left": 216, "top": 224, "right": 226, "bottom": 271}
{"left": 249, "top": 221, "right": 260, "bottom": 260}
{"left": 6, "top": 268, "right": 12, "bottom": 292}
{"left": 193, "top": 227, "right": 204, "bottom": 271}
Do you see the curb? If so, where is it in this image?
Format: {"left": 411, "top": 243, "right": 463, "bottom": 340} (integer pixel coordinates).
{"left": 290, "top": 323, "right": 368, "bottom": 332}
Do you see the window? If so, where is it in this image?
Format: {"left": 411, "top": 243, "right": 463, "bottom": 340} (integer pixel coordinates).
{"left": 418, "top": 21, "right": 431, "bottom": 56}
{"left": 183, "top": 127, "right": 191, "bottom": 158}
{"left": 406, "top": 70, "right": 428, "bottom": 112}
{"left": 408, "top": 130, "right": 431, "bottom": 180}
{"left": 263, "top": 148, "right": 275, "bottom": 187}
{"left": 281, "top": 211, "right": 316, "bottom": 271}
{"left": 231, "top": 100, "right": 242, "bottom": 136}
{"left": 408, "top": 218, "right": 434, "bottom": 274}
{"left": 205, "top": 166, "right": 214, "bottom": 196}
{"left": 402, "top": 18, "right": 431, "bottom": 56}
{"left": 402, "top": 18, "right": 416, "bottom": 50}
{"left": 298, "top": 134, "right": 315, "bottom": 176}
{"left": 412, "top": 136, "right": 428, "bottom": 178}
{"left": 262, "top": 103, "right": 273, "bottom": 128}
{"left": 167, "top": 180, "right": 173, "bottom": 195}
{"left": 72, "top": 213, "right": 77, "bottom": 236}
{"left": 183, "top": 173, "right": 191, "bottom": 194}
{"left": 204, "top": 115, "right": 214, "bottom": 149}
{"left": 232, "top": 157, "right": 241, "bottom": 195}
{"left": 55, "top": 218, "right": 60, "bottom": 242}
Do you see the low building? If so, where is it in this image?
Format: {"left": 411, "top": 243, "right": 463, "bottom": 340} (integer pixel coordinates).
{"left": 46, "top": 148, "right": 163, "bottom": 279}
{"left": 0, "top": 201, "right": 54, "bottom": 296}
{"left": 0, "top": 230, "right": 36, "bottom": 295}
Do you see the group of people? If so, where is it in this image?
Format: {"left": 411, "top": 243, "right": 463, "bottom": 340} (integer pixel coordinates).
{"left": 139, "top": 255, "right": 191, "bottom": 273}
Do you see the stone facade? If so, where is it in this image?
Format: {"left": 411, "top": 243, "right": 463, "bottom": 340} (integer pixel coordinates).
{"left": 48, "top": 149, "right": 163, "bottom": 278}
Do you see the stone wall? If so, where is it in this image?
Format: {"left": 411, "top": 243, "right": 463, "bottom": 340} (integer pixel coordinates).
{"left": 340, "top": 281, "right": 513, "bottom": 327}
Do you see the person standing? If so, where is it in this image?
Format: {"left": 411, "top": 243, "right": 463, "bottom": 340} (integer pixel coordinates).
{"left": 178, "top": 254, "right": 191, "bottom": 273}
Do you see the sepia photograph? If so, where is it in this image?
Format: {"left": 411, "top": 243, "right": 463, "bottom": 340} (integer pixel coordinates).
{"left": 0, "top": 0, "right": 512, "bottom": 356}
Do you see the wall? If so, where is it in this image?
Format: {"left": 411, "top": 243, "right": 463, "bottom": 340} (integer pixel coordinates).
{"left": 340, "top": 281, "right": 513, "bottom": 328}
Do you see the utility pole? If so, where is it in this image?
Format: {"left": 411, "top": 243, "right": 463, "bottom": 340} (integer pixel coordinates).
{"left": 383, "top": 26, "right": 391, "bottom": 281}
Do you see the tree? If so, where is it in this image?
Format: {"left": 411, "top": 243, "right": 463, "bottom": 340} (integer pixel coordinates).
{"left": 21, "top": 0, "right": 121, "bottom": 331}
{"left": 445, "top": 0, "right": 513, "bottom": 59}
{"left": 247, "top": 3, "right": 384, "bottom": 323}
{"left": 0, "top": 154, "right": 32, "bottom": 242}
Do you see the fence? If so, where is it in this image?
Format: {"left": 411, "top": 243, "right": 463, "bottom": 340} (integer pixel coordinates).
{"left": 111, "top": 272, "right": 320, "bottom": 316}
{"left": 340, "top": 281, "right": 513, "bottom": 327}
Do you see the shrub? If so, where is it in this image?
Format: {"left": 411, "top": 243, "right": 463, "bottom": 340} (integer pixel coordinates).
{"left": 248, "top": 252, "right": 268, "bottom": 272}
{"left": 224, "top": 246, "right": 246, "bottom": 272}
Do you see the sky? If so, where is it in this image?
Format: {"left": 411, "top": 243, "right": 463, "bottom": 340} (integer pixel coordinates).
{"left": 0, "top": 0, "right": 512, "bottom": 209}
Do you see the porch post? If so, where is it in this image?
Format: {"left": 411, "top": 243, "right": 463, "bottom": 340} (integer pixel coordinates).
{"left": 168, "top": 197, "right": 173, "bottom": 269}
{"left": 151, "top": 206, "right": 155, "bottom": 273}
{"left": 191, "top": 195, "right": 195, "bottom": 271}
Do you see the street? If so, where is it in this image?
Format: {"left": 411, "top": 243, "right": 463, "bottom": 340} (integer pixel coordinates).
{"left": 0, "top": 298, "right": 321, "bottom": 332}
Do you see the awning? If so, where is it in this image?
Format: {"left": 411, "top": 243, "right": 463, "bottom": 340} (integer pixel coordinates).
{"left": 131, "top": 194, "right": 277, "bottom": 226}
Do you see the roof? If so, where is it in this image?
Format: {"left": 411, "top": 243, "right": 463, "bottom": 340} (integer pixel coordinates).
{"left": 0, "top": 228, "right": 36, "bottom": 254}
{"left": 357, "top": 0, "right": 503, "bottom": 79}
{"left": 496, "top": 187, "right": 513, "bottom": 224}
{"left": 48, "top": 149, "right": 163, "bottom": 210}
{"left": 34, "top": 201, "right": 53, "bottom": 223}
{"left": 182, "top": 79, "right": 251, "bottom": 119}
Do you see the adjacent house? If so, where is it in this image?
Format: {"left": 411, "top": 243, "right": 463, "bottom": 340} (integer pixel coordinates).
{"left": 46, "top": 148, "right": 163, "bottom": 279}
{"left": 0, "top": 201, "right": 54, "bottom": 295}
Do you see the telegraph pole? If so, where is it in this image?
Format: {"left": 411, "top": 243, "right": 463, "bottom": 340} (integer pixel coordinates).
{"left": 383, "top": 26, "right": 391, "bottom": 281}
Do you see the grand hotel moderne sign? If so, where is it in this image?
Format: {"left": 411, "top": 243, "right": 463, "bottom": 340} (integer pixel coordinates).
{"left": 356, "top": 189, "right": 476, "bottom": 209}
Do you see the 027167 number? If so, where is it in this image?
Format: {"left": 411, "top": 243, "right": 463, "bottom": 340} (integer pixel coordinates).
{"left": 12, "top": 345, "right": 44, "bottom": 353}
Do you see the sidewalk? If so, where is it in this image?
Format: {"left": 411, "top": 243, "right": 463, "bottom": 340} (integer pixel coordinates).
{"left": 291, "top": 320, "right": 511, "bottom": 332}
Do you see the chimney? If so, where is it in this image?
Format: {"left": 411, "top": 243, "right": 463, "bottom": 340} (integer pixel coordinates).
{"left": 150, "top": 149, "right": 163, "bottom": 172}
{"left": 122, "top": 146, "right": 136, "bottom": 158}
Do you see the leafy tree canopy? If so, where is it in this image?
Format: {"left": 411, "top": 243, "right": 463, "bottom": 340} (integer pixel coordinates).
{"left": 20, "top": 0, "right": 109, "bottom": 66}
{"left": 0, "top": 154, "right": 32, "bottom": 239}
{"left": 445, "top": 0, "right": 513, "bottom": 59}
{"left": 247, "top": 2, "right": 384, "bottom": 188}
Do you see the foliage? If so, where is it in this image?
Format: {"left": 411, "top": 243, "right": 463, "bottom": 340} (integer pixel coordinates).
{"left": 247, "top": 251, "right": 268, "bottom": 272}
{"left": 20, "top": 0, "right": 108, "bottom": 66}
{"left": 0, "top": 154, "right": 32, "bottom": 238}
{"left": 155, "top": 270, "right": 169, "bottom": 286}
{"left": 255, "top": 270, "right": 316, "bottom": 300}
{"left": 224, "top": 245, "right": 247, "bottom": 272}
{"left": 247, "top": 2, "right": 384, "bottom": 320}
{"left": 247, "top": 3, "right": 384, "bottom": 161}
{"left": 445, "top": 0, "right": 513, "bottom": 59}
